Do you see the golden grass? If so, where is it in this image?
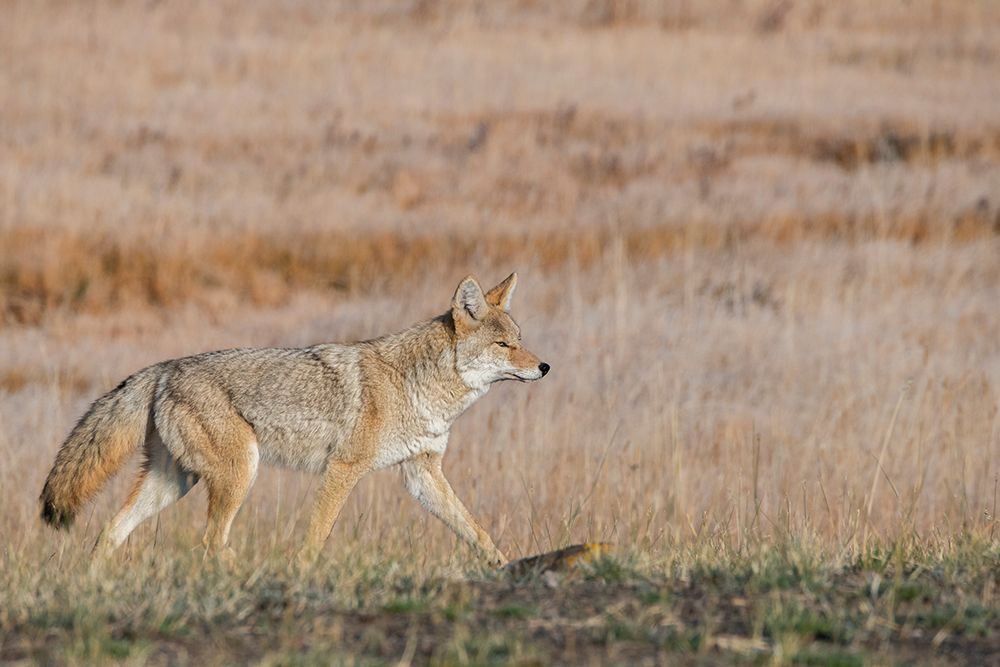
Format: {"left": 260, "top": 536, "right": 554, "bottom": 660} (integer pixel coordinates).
{"left": 0, "top": 1, "right": 998, "bottom": 662}
{"left": 4, "top": 204, "right": 997, "bottom": 325}
{"left": 3, "top": 240, "right": 997, "bottom": 560}
{"left": 0, "top": 0, "right": 995, "bottom": 559}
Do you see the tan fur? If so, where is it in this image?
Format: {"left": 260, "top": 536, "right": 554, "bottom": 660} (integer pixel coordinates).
{"left": 40, "top": 367, "right": 160, "bottom": 529}
{"left": 40, "top": 274, "right": 548, "bottom": 566}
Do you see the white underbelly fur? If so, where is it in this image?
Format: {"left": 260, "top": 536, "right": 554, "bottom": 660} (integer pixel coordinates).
{"left": 372, "top": 433, "right": 448, "bottom": 470}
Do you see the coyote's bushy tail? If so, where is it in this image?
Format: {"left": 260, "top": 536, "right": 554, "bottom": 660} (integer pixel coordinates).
{"left": 40, "top": 366, "right": 160, "bottom": 529}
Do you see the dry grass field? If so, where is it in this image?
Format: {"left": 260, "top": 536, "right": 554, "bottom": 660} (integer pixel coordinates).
{"left": 1, "top": 1, "right": 999, "bottom": 664}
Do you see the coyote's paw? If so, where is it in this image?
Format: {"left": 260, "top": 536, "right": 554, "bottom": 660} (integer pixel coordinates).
{"left": 218, "top": 546, "right": 238, "bottom": 567}
{"left": 485, "top": 550, "right": 508, "bottom": 569}
{"left": 91, "top": 532, "right": 115, "bottom": 560}
{"left": 200, "top": 545, "right": 238, "bottom": 567}
{"left": 295, "top": 547, "right": 319, "bottom": 571}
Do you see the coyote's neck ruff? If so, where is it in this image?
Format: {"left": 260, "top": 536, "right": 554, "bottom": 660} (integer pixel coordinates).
{"left": 364, "top": 317, "right": 488, "bottom": 434}
{"left": 40, "top": 273, "right": 549, "bottom": 568}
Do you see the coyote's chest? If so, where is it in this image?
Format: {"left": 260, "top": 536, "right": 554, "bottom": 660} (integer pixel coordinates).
{"left": 372, "top": 432, "right": 449, "bottom": 469}
{"left": 413, "top": 384, "right": 489, "bottom": 436}
{"left": 371, "top": 385, "right": 489, "bottom": 469}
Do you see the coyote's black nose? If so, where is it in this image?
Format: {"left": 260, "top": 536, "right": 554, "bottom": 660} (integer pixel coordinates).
{"left": 539, "top": 362, "right": 550, "bottom": 377}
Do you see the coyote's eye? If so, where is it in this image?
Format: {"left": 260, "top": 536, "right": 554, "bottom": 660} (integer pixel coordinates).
{"left": 495, "top": 341, "right": 509, "bottom": 348}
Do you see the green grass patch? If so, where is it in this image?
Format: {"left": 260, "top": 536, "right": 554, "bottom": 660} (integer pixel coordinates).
{"left": 2, "top": 540, "right": 996, "bottom": 665}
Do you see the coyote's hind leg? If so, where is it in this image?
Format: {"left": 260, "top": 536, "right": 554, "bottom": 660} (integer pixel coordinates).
{"left": 94, "top": 431, "right": 198, "bottom": 555}
{"left": 154, "top": 390, "right": 259, "bottom": 559}
{"left": 201, "top": 439, "right": 259, "bottom": 557}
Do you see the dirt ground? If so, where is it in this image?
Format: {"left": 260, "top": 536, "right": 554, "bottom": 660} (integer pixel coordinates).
{"left": 3, "top": 549, "right": 998, "bottom": 665}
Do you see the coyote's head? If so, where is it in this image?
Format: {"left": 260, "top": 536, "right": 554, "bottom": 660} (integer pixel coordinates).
{"left": 450, "top": 273, "right": 549, "bottom": 389}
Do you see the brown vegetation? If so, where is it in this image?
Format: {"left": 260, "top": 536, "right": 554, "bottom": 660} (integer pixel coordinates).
{"left": 4, "top": 201, "right": 997, "bottom": 325}
{"left": 1, "top": 0, "right": 998, "bottom": 663}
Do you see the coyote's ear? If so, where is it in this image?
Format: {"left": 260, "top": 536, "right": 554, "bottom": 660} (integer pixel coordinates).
{"left": 485, "top": 272, "right": 517, "bottom": 312}
{"left": 452, "top": 275, "right": 488, "bottom": 329}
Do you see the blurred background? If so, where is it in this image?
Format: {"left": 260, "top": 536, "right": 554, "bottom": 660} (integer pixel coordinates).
{"left": 1, "top": 1, "right": 998, "bottom": 562}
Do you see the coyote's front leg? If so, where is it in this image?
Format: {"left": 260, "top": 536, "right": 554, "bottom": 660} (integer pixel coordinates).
{"left": 297, "top": 459, "right": 367, "bottom": 566}
{"left": 401, "top": 451, "right": 507, "bottom": 568}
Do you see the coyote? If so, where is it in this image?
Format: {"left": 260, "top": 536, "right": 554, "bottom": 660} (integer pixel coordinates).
{"left": 40, "top": 273, "right": 548, "bottom": 566}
